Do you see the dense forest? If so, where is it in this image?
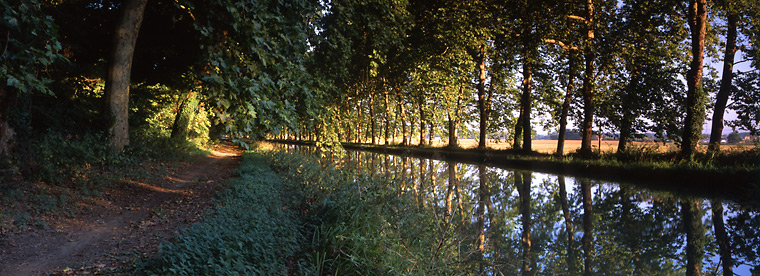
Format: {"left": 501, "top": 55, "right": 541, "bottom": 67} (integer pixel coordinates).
{"left": 1, "top": 0, "right": 760, "bottom": 178}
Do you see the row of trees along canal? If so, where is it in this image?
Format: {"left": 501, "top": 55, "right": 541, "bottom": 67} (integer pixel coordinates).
{"left": 2, "top": 0, "right": 760, "bottom": 169}
{"left": 275, "top": 0, "right": 760, "bottom": 159}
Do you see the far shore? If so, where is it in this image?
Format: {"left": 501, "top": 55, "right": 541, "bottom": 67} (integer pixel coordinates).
{"left": 348, "top": 138, "right": 755, "bottom": 155}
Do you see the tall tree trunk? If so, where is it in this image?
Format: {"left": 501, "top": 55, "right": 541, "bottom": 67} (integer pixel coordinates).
{"left": 369, "top": 92, "right": 376, "bottom": 145}
{"left": 104, "top": 0, "right": 148, "bottom": 153}
{"left": 709, "top": 9, "right": 738, "bottom": 152}
{"left": 477, "top": 44, "right": 488, "bottom": 150}
{"left": 681, "top": 0, "right": 708, "bottom": 158}
{"left": 580, "top": 178, "right": 593, "bottom": 276}
{"left": 557, "top": 50, "right": 577, "bottom": 156}
{"left": 579, "top": 0, "right": 596, "bottom": 157}
{"left": 357, "top": 97, "right": 363, "bottom": 143}
{"left": 398, "top": 94, "right": 408, "bottom": 145}
{"left": 617, "top": 70, "right": 640, "bottom": 153}
{"left": 0, "top": 83, "right": 18, "bottom": 160}
{"left": 447, "top": 87, "right": 462, "bottom": 149}
{"left": 516, "top": 171, "right": 533, "bottom": 275}
{"left": 419, "top": 97, "right": 427, "bottom": 146}
{"left": 711, "top": 200, "right": 733, "bottom": 276}
{"left": 428, "top": 116, "right": 434, "bottom": 145}
{"left": 0, "top": 86, "right": 17, "bottom": 159}
{"left": 514, "top": 105, "right": 524, "bottom": 151}
{"left": 682, "top": 200, "right": 705, "bottom": 276}
{"left": 384, "top": 87, "right": 391, "bottom": 145}
{"left": 521, "top": 46, "right": 533, "bottom": 153}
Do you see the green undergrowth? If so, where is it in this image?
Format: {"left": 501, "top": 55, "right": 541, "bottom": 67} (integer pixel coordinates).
{"left": 135, "top": 148, "right": 480, "bottom": 275}
{"left": 134, "top": 152, "right": 305, "bottom": 275}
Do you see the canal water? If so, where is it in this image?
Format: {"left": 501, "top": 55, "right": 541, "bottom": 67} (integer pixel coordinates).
{"left": 270, "top": 143, "right": 759, "bottom": 275}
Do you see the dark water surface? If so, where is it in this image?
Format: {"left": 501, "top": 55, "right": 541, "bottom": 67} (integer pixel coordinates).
{"left": 271, "top": 143, "right": 759, "bottom": 275}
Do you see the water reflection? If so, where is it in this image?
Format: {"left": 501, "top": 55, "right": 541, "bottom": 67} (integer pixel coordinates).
{"left": 270, "top": 143, "right": 759, "bottom": 275}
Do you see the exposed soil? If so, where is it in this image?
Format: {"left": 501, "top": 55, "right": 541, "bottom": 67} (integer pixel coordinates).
{"left": 0, "top": 143, "right": 241, "bottom": 276}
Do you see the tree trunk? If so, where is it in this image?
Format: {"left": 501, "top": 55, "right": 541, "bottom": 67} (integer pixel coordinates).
{"left": 514, "top": 105, "right": 524, "bottom": 151}
{"left": 580, "top": 178, "right": 593, "bottom": 276}
{"left": 579, "top": 0, "right": 596, "bottom": 157}
{"left": 711, "top": 200, "right": 732, "bottom": 276}
{"left": 617, "top": 70, "right": 640, "bottom": 153}
{"left": 447, "top": 87, "right": 462, "bottom": 149}
{"left": 557, "top": 50, "right": 576, "bottom": 156}
{"left": 398, "top": 94, "right": 408, "bottom": 145}
{"left": 369, "top": 92, "right": 376, "bottom": 145}
{"left": 682, "top": 200, "right": 705, "bottom": 276}
{"left": 709, "top": 9, "right": 738, "bottom": 152}
{"left": 681, "top": 0, "right": 708, "bottom": 158}
{"left": 516, "top": 171, "right": 533, "bottom": 275}
{"left": 384, "top": 87, "right": 391, "bottom": 145}
{"left": 428, "top": 115, "right": 434, "bottom": 145}
{"left": 477, "top": 44, "right": 488, "bottom": 150}
{"left": 357, "top": 97, "right": 363, "bottom": 143}
{"left": 521, "top": 49, "right": 533, "bottom": 153}
{"left": 419, "top": 97, "right": 427, "bottom": 146}
{"left": 104, "top": 0, "right": 148, "bottom": 153}
{"left": 0, "top": 86, "right": 17, "bottom": 159}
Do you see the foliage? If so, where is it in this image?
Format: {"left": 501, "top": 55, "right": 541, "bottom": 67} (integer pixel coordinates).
{"left": 178, "top": 0, "right": 321, "bottom": 139}
{"left": 136, "top": 153, "right": 305, "bottom": 275}
{"left": 0, "top": 0, "right": 66, "bottom": 96}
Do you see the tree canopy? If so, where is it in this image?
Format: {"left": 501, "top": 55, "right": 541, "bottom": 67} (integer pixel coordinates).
{"left": 1, "top": 0, "right": 759, "bottom": 161}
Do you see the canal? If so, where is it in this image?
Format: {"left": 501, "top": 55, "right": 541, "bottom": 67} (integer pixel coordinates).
{"left": 269, "top": 143, "right": 759, "bottom": 275}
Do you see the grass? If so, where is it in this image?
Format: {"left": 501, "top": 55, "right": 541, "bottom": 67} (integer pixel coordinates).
{"left": 136, "top": 147, "right": 486, "bottom": 275}
{"left": 134, "top": 152, "right": 305, "bottom": 275}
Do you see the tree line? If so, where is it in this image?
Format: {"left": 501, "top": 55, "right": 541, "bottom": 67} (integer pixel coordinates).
{"left": 292, "top": 0, "right": 760, "bottom": 158}
{"left": 1, "top": 0, "right": 759, "bottom": 169}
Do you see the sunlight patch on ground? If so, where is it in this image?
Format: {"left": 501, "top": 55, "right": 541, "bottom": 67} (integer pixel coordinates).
{"left": 126, "top": 180, "right": 194, "bottom": 195}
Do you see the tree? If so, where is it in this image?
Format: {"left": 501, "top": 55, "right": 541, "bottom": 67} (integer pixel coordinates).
{"left": 0, "top": 0, "right": 64, "bottom": 158}
{"left": 708, "top": 0, "right": 740, "bottom": 152}
{"left": 104, "top": 0, "right": 148, "bottom": 152}
{"left": 680, "top": 0, "right": 708, "bottom": 158}
{"left": 727, "top": 130, "right": 741, "bottom": 143}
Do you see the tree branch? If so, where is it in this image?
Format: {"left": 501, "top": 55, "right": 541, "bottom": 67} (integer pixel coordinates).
{"left": 567, "top": 15, "right": 588, "bottom": 23}
{"left": 542, "top": 38, "right": 578, "bottom": 51}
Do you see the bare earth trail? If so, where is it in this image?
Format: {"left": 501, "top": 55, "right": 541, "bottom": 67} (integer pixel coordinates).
{"left": 0, "top": 144, "right": 242, "bottom": 276}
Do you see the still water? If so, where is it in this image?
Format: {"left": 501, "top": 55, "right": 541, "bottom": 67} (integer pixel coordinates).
{"left": 271, "top": 143, "right": 759, "bottom": 275}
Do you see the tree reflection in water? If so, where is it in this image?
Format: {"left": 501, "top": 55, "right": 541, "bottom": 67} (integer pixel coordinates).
{"left": 271, "top": 143, "right": 760, "bottom": 275}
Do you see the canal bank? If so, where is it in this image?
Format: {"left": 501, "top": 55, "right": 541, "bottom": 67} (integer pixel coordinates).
{"left": 268, "top": 139, "right": 760, "bottom": 206}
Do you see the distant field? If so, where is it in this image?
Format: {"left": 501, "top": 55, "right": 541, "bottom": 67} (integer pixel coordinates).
{"left": 398, "top": 138, "right": 756, "bottom": 155}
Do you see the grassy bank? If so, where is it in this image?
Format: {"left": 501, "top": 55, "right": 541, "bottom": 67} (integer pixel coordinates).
{"left": 136, "top": 148, "right": 481, "bottom": 275}
{"left": 135, "top": 152, "right": 304, "bottom": 275}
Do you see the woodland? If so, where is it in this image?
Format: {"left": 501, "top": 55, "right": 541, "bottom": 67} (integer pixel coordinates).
{"left": 0, "top": 0, "right": 759, "bottom": 171}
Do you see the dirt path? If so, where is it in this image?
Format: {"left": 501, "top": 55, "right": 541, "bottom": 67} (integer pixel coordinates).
{"left": 0, "top": 144, "right": 241, "bottom": 276}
